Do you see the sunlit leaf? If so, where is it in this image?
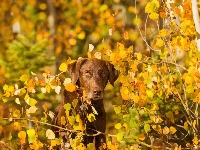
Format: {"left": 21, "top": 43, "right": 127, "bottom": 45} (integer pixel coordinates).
{"left": 15, "top": 98, "right": 21, "bottom": 105}
{"left": 65, "top": 83, "right": 77, "bottom": 92}
{"left": 116, "top": 133, "right": 123, "bottom": 142}
{"left": 114, "top": 106, "right": 121, "bottom": 114}
{"left": 55, "top": 86, "right": 61, "bottom": 94}
{"left": 20, "top": 74, "right": 28, "bottom": 82}
{"left": 163, "top": 126, "right": 170, "bottom": 135}
{"left": 138, "top": 133, "right": 145, "bottom": 141}
{"left": 170, "top": 126, "right": 177, "bottom": 134}
{"left": 46, "top": 129, "right": 55, "bottom": 140}
{"left": 59, "top": 63, "right": 67, "bottom": 72}
{"left": 27, "top": 128, "right": 35, "bottom": 143}
{"left": 193, "top": 137, "right": 198, "bottom": 145}
{"left": 87, "top": 113, "right": 96, "bottom": 122}
{"left": 89, "top": 44, "right": 94, "bottom": 52}
{"left": 115, "top": 123, "right": 122, "bottom": 130}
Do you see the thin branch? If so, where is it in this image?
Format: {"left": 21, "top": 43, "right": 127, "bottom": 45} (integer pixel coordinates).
{"left": 0, "top": 141, "right": 14, "bottom": 150}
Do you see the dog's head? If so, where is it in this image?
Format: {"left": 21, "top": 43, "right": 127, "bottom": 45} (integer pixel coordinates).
{"left": 68, "top": 58, "right": 119, "bottom": 100}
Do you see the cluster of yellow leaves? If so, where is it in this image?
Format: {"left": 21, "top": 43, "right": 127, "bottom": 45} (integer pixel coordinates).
{"left": 145, "top": 0, "right": 160, "bottom": 20}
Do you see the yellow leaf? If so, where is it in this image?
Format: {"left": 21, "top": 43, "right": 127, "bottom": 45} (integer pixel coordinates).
{"left": 59, "top": 63, "right": 67, "bottom": 72}
{"left": 65, "top": 83, "right": 77, "bottom": 92}
{"left": 103, "top": 11, "right": 111, "bottom": 18}
{"left": 18, "top": 131, "right": 26, "bottom": 145}
{"left": 87, "top": 51, "right": 92, "bottom": 58}
{"left": 159, "top": 29, "right": 167, "bottom": 37}
{"left": 170, "top": 126, "right": 177, "bottom": 134}
{"left": 119, "top": 49, "right": 127, "bottom": 59}
{"left": 14, "top": 122, "right": 21, "bottom": 130}
{"left": 27, "top": 128, "right": 35, "bottom": 143}
{"left": 149, "top": 12, "right": 159, "bottom": 20}
{"left": 145, "top": 0, "right": 160, "bottom": 13}
{"left": 137, "top": 52, "right": 142, "bottom": 60}
{"left": 193, "top": 137, "right": 198, "bottom": 145}
{"left": 156, "top": 38, "right": 164, "bottom": 47}
{"left": 18, "top": 131, "right": 26, "bottom": 139}
{"left": 115, "top": 123, "right": 122, "bottom": 130}
{"left": 87, "top": 113, "right": 96, "bottom": 122}
{"left": 131, "top": 61, "right": 138, "bottom": 72}
{"left": 146, "top": 90, "right": 154, "bottom": 98}
{"left": 193, "top": 120, "right": 197, "bottom": 128}
{"left": 120, "top": 86, "right": 129, "bottom": 95}
{"left": 185, "top": 75, "right": 193, "bottom": 84}
{"left": 20, "top": 74, "right": 28, "bottom": 82}
{"left": 138, "top": 133, "right": 145, "bottom": 141}
{"left": 51, "top": 139, "right": 57, "bottom": 147}
{"left": 61, "top": 116, "right": 66, "bottom": 125}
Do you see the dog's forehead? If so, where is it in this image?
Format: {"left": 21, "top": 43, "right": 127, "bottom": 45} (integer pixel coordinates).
{"left": 80, "top": 59, "right": 107, "bottom": 71}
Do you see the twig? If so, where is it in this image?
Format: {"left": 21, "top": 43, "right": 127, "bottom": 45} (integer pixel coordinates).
{"left": 0, "top": 141, "right": 14, "bottom": 150}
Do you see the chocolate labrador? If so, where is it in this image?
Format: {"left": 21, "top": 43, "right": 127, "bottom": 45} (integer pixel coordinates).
{"left": 52, "top": 58, "right": 119, "bottom": 150}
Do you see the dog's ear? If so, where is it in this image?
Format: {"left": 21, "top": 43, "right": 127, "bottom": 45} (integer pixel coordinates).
{"left": 67, "top": 58, "right": 87, "bottom": 84}
{"left": 106, "top": 61, "right": 119, "bottom": 86}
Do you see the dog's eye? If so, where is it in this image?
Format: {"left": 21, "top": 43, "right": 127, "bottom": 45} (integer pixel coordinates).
{"left": 99, "top": 71, "right": 107, "bottom": 77}
{"left": 84, "top": 70, "right": 91, "bottom": 75}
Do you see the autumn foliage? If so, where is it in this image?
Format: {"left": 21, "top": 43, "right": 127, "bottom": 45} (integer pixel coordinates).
{"left": 1, "top": 0, "right": 200, "bottom": 149}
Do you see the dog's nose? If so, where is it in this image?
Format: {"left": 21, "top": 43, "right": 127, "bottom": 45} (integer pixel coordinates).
{"left": 93, "top": 90, "right": 101, "bottom": 96}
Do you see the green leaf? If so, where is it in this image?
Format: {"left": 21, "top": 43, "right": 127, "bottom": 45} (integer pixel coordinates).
{"left": 64, "top": 103, "right": 71, "bottom": 111}
{"left": 116, "top": 132, "right": 123, "bottom": 142}
{"left": 72, "top": 99, "right": 78, "bottom": 108}
{"left": 144, "top": 124, "right": 151, "bottom": 133}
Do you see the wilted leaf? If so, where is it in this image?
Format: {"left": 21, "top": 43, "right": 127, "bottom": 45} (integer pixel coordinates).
{"left": 63, "top": 78, "right": 72, "bottom": 86}
{"left": 89, "top": 44, "right": 94, "bottom": 52}
{"left": 46, "top": 129, "right": 55, "bottom": 140}
{"left": 28, "top": 106, "right": 38, "bottom": 114}
{"left": 163, "top": 126, "right": 170, "bottom": 135}
{"left": 55, "top": 86, "right": 61, "bottom": 94}
{"left": 15, "top": 98, "right": 21, "bottom": 105}
{"left": 41, "top": 87, "right": 46, "bottom": 93}
{"left": 94, "top": 52, "right": 101, "bottom": 59}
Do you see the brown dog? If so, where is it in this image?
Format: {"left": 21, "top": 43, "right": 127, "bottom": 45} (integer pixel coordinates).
{"left": 52, "top": 58, "right": 119, "bottom": 150}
